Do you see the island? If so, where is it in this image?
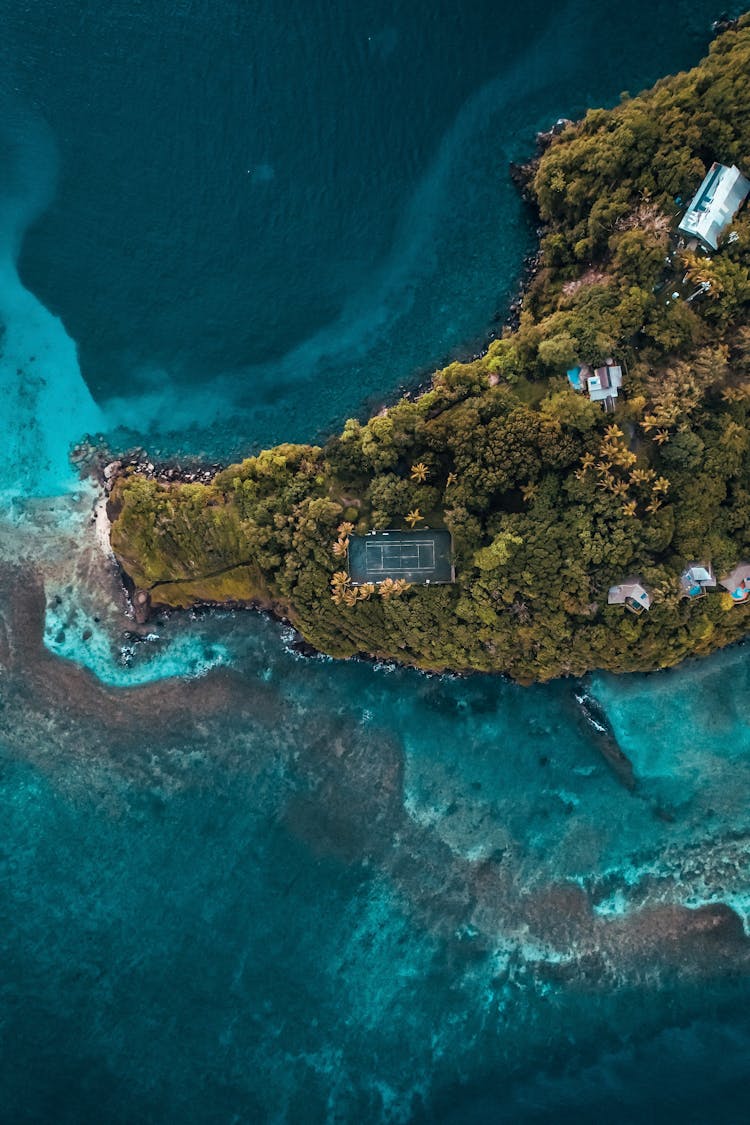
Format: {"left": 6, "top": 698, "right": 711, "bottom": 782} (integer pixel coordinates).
{"left": 108, "top": 16, "right": 750, "bottom": 682}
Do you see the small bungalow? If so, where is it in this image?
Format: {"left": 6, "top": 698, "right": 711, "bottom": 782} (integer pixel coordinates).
{"left": 680, "top": 563, "right": 716, "bottom": 599}
{"left": 718, "top": 562, "right": 750, "bottom": 604}
{"left": 567, "top": 359, "right": 622, "bottom": 412}
{"left": 608, "top": 581, "right": 651, "bottom": 615}
{"left": 677, "top": 162, "right": 750, "bottom": 252}
{"left": 588, "top": 360, "right": 623, "bottom": 412}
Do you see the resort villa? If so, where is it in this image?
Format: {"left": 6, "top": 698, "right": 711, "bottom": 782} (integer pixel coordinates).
{"left": 677, "top": 162, "right": 750, "bottom": 251}
{"left": 567, "top": 359, "right": 623, "bottom": 412}
{"left": 719, "top": 562, "right": 750, "bottom": 604}
{"left": 680, "top": 564, "right": 716, "bottom": 599}
{"left": 608, "top": 565, "right": 750, "bottom": 613}
{"left": 607, "top": 581, "right": 651, "bottom": 615}
{"left": 564, "top": 167, "right": 747, "bottom": 414}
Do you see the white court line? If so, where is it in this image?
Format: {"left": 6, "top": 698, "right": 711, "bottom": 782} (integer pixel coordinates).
{"left": 364, "top": 540, "right": 437, "bottom": 574}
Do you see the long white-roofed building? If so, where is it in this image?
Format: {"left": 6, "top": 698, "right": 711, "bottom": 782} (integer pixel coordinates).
{"left": 678, "top": 162, "right": 750, "bottom": 251}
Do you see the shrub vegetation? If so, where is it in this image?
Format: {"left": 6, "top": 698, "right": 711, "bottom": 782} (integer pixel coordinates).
{"left": 111, "top": 18, "right": 750, "bottom": 681}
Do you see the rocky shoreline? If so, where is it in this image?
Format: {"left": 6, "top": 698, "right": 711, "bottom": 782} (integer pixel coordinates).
{"left": 505, "top": 117, "right": 572, "bottom": 330}
{"left": 72, "top": 438, "right": 226, "bottom": 492}
{"left": 79, "top": 112, "right": 570, "bottom": 634}
{"left": 94, "top": 8, "right": 750, "bottom": 688}
{"left": 75, "top": 141, "right": 569, "bottom": 479}
{"left": 74, "top": 108, "right": 576, "bottom": 514}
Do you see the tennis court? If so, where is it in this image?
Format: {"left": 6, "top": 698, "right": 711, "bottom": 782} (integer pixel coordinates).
{"left": 348, "top": 529, "right": 454, "bottom": 585}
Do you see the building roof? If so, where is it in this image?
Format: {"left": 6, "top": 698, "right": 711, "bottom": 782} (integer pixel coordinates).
{"left": 680, "top": 563, "right": 716, "bottom": 596}
{"left": 685, "top": 565, "right": 714, "bottom": 584}
{"left": 677, "top": 163, "right": 750, "bottom": 251}
{"left": 587, "top": 360, "right": 623, "bottom": 404}
{"left": 718, "top": 562, "right": 750, "bottom": 599}
{"left": 608, "top": 582, "right": 651, "bottom": 610}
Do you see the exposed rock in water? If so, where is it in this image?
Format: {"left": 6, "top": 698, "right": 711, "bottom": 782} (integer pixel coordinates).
{"left": 288, "top": 637, "right": 321, "bottom": 659}
{"left": 712, "top": 14, "right": 740, "bottom": 35}
{"left": 509, "top": 117, "right": 573, "bottom": 206}
{"left": 508, "top": 158, "right": 538, "bottom": 205}
{"left": 505, "top": 247, "right": 543, "bottom": 331}
{"left": 574, "top": 689, "right": 637, "bottom": 792}
{"left": 132, "top": 588, "right": 151, "bottom": 626}
{"left": 102, "top": 460, "right": 122, "bottom": 483}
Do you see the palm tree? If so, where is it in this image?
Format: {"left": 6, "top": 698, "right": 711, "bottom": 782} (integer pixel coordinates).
{"left": 645, "top": 498, "right": 662, "bottom": 514}
{"left": 605, "top": 423, "right": 624, "bottom": 440}
{"left": 622, "top": 499, "right": 637, "bottom": 518}
{"left": 580, "top": 452, "right": 595, "bottom": 471}
{"left": 405, "top": 508, "right": 423, "bottom": 528}
{"left": 446, "top": 471, "right": 458, "bottom": 487}
{"left": 520, "top": 482, "right": 538, "bottom": 503}
{"left": 611, "top": 446, "right": 637, "bottom": 468}
{"left": 410, "top": 462, "right": 429, "bottom": 483}
{"left": 722, "top": 386, "right": 746, "bottom": 403}
{"left": 683, "top": 253, "right": 722, "bottom": 298}
{"left": 331, "top": 570, "right": 351, "bottom": 605}
{"left": 653, "top": 429, "right": 670, "bottom": 445}
{"left": 653, "top": 476, "right": 670, "bottom": 495}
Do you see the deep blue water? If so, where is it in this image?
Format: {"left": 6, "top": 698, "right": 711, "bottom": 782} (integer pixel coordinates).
{"left": 3, "top": 1, "right": 750, "bottom": 1121}
{"left": 3, "top": 0, "right": 739, "bottom": 455}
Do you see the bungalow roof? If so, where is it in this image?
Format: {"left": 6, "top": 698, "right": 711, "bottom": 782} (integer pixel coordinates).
{"left": 685, "top": 565, "right": 714, "bottom": 584}
{"left": 719, "top": 562, "right": 750, "bottom": 596}
{"left": 608, "top": 581, "right": 651, "bottom": 611}
{"left": 680, "top": 563, "right": 716, "bottom": 596}
{"left": 587, "top": 360, "right": 623, "bottom": 403}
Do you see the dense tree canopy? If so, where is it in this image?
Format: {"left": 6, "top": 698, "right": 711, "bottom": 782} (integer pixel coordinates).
{"left": 111, "top": 18, "right": 750, "bottom": 681}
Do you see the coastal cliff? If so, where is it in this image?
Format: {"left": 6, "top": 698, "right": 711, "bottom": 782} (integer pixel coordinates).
{"left": 110, "top": 16, "right": 750, "bottom": 682}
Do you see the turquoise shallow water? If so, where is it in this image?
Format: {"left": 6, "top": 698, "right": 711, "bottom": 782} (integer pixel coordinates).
{"left": 3, "top": 1, "right": 750, "bottom": 1121}
{"left": 2, "top": 0, "right": 733, "bottom": 460}
{"left": 5, "top": 604, "right": 750, "bottom": 1122}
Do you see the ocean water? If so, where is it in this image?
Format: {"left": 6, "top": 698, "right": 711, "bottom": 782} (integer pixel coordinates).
{"left": 3, "top": 0, "right": 737, "bottom": 457}
{"left": 3, "top": 1, "right": 750, "bottom": 1121}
